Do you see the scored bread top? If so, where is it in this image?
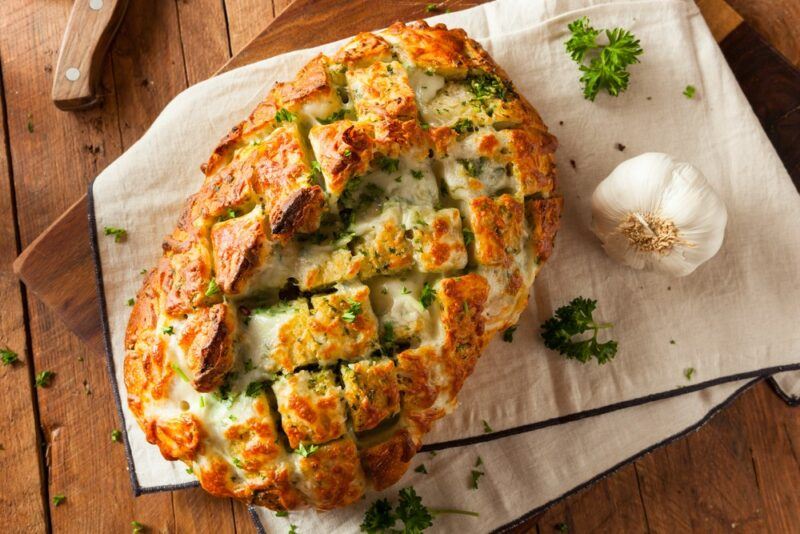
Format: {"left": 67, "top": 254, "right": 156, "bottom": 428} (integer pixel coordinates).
{"left": 124, "top": 20, "right": 561, "bottom": 511}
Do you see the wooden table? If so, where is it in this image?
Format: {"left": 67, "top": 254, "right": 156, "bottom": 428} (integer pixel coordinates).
{"left": 0, "top": 1, "right": 797, "bottom": 532}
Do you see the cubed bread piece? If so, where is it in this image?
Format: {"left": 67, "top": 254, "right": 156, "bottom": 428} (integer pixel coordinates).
{"left": 404, "top": 207, "right": 467, "bottom": 272}
{"left": 467, "top": 194, "right": 525, "bottom": 266}
{"left": 177, "top": 302, "right": 235, "bottom": 392}
{"left": 307, "top": 283, "right": 380, "bottom": 365}
{"left": 273, "top": 369, "right": 347, "bottom": 448}
{"left": 308, "top": 120, "right": 374, "bottom": 200}
{"left": 341, "top": 358, "right": 400, "bottom": 431}
{"left": 223, "top": 396, "right": 283, "bottom": 473}
{"left": 332, "top": 32, "right": 393, "bottom": 68}
{"left": 297, "top": 246, "right": 362, "bottom": 291}
{"left": 352, "top": 205, "right": 413, "bottom": 278}
{"left": 295, "top": 438, "right": 366, "bottom": 510}
{"left": 251, "top": 123, "right": 325, "bottom": 237}
{"left": 347, "top": 61, "right": 417, "bottom": 122}
{"left": 210, "top": 205, "right": 269, "bottom": 295}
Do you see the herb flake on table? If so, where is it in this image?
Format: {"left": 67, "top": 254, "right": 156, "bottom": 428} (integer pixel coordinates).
{"left": 52, "top": 494, "right": 66, "bottom": 507}
{"left": 564, "top": 17, "right": 643, "bottom": 101}
{"left": 131, "top": 520, "right": 145, "bottom": 533}
{"left": 470, "top": 469, "right": 484, "bottom": 490}
{"left": 35, "top": 370, "right": 55, "bottom": 387}
{"left": 1, "top": 347, "right": 19, "bottom": 365}
{"left": 684, "top": 367, "right": 696, "bottom": 380}
{"left": 414, "top": 464, "right": 428, "bottom": 474}
{"left": 482, "top": 419, "right": 493, "bottom": 433}
{"left": 683, "top": 85, "right": 696, "bottom": 98}
{"left": 111, "top": 429, "right": 122, "bottom": 443}
{"left": 502, "top": 325, "right": 517, "bottom": 342}
{"left": 104, "top": 226, "right": 127, "bottom": 243}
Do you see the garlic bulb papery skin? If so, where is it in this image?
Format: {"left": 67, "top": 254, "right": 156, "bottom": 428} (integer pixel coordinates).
{"left": 591, "top": 152, "right": 728, "bottom": 277}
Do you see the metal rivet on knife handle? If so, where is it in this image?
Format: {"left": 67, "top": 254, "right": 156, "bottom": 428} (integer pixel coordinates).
{"left": 51, "top": 0, "right": 129, "bottom": 111}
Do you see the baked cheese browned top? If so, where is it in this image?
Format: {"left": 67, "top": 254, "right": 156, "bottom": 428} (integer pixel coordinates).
{"left": 124, "top": 20, "right": 561, "bottom": 512}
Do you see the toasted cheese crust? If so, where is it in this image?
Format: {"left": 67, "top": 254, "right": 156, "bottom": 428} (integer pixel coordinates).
{"left": 125, "top": 21, "right": 561, "bottom": 511}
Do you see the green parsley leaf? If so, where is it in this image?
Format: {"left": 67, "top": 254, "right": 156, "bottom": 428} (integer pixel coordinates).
{"left": 378, "top": 156, "right": 400, "bottom": 173}
{"left": 462, "top": 228, "right": 474, "bottom": 245}
{"left": 361, "top": 498, "right": 395, "bottom": 533}
{"left": 381, "top": 322, "right": 397, "bottom": 355}
{"left": 475, "top": 456, "right": 483, "bottom": 467}
{"left": 139, "top": 268, "right": 148, "bottom": 275}
{"left": 205, "top": 278, "right": 220, "bottom": 297}
{"left": 275, "top": 107, "right": 296, "bottom": 123}
{"left": 26, "top": 114, "right": 34, "bottom": 133}
{"left": 1, "top": 347, "right": 20, "bottom": 366}
{"left": 502, "top": 325, "right": 517, "bottom": 343}
{"left": 414, "top": 464, "right": 428, "bottom": 474}
{"left": 468, "top": 74, "right": 508, "bottom": 103}
{"left": 52, "top": 494, "right": 66, "bottom": 507}
{"left": 275, "top": 510, "right": 289, "bottom": 518}
{"left": 456, "top": 157, "right": 486, "bottom": 178}
{"left": 684, "top": 367, "right": 696, "bottom": 380}
{"left": 452, "top": 118, "right": 476, "bottom": 135}
{"left": 231, "top": 457, "right": 243, "bottom": 468}
{"left": 396, "top": 487, "right": 434, "bottom": 533}
{"left": 294, "top": 442, "right": 319, "bottom": 458}
{"left": 482, "top": 419, "right": 493, "bottom": 433}
{"left": 35, "top": 370, "right": 55, "bottom": 388}
{"left": 311, "top": 160, "right": 323, "bottom": 177}
{"left": 111, "top": 429, "right": 122, "bottom": 443}
{"left": 104, "top": 226, "right": 127, "bottom": 243}
{"left": 245, "top": 379, "right": 275, "bottom": 397}
{"left": 342, "top": 299, "right": 363, "bottom": 323}
{"left": 564, "top": 17, "right": 643, "bottom": 101}
{"left": 131, "top": 520, "right": 145, "bottom": 533}
{"left": 540, "top": 297, "right": 618, "bottom": 364}
{"left": 556, "top": 523, "right": 569, "bottom": 533}
{"left": 361, "top": 487, "right": 479, "bottom": 533}
{"left": 425, "top": 3, "right": 441, "bottom": 13}
{"left": 318, "top": 109, "right": 346, "bottom": 124}
{"left": 410, "top": 169, "right": 424, "bottom": 180}
{"left": 186, "top": 467, "right": 194, "bottom": 474}
{"left": 420, "top": 282, "right": 435, "bottom": 309}
{"left": 288, "top": 524, "right": 299, "bottom": 534}
{"left": 127, "top": 298, "right": 135, "bottom": 306}
{"left": 343, "top": 148, "right": 352, "bottom": 157}
{"left": 470, "top": 469, "right": 484, "bottom": 489}
{"left": 683, "top": 85, "right": 696, "bottom": 99}
{"left": 170, "top": 362, "right": 190, "bottom": 382}
{"left": 162, "top": 326, "right": 174, "bottom": 335}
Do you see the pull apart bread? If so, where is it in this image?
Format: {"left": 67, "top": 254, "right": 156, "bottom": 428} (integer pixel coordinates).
{"left": 124, "top": 21, "right": 562, "bottom": 511}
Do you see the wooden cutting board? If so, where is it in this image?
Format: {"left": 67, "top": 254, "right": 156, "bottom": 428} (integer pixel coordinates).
{"left": 12, "top": 0, "right": 798, "bottom": 361}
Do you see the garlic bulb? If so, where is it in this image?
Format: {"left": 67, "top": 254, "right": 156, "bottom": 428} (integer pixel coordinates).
{"left": 591, "top": 152, "right": 727, "bottom": 277}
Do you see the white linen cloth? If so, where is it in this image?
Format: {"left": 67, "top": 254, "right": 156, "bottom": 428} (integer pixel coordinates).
{"left": 88, "top": 0, "right": 800, "bottom": 529}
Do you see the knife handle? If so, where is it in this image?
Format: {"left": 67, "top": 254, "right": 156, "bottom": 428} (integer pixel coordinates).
{"left": 51, "top": 0, "right": 129, "bottom": 111}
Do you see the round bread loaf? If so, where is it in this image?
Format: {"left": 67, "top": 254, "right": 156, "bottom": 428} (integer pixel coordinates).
{"left": 124, "top": 20, "right": 561, "bottom": 511}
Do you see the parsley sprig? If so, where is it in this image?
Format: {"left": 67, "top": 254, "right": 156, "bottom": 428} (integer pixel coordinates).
{"left": 565, "top": 17, "right": 643, "bottom": 101}
{"left": 1, "top": 347, "right": 20, "bottom": 365}
{"left": 540, "top": 297, "right": 618, "bottom": 364}
{"left": 294, "top": 442, "right": 319, "bottom": 458}
{"left": 360, "top": 487, "right": 478, "bottom": 533}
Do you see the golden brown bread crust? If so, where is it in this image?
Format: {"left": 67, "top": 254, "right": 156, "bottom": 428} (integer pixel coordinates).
{"left": 124, "top": 20, "right": 561, "bottom": 511}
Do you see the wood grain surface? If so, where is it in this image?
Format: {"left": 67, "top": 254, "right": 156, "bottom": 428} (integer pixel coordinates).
{"left": 1, "top": 1, "right": 798, "bottom": 532}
